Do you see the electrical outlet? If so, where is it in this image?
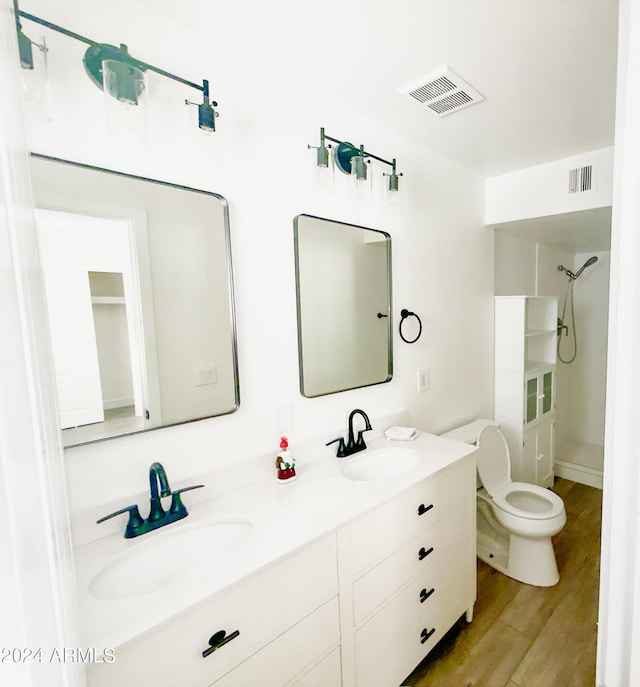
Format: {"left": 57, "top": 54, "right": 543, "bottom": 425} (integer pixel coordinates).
{"left": 417, "top": 368, "right": 430, "bottom": 392}
{"left": 196, "top": 365, "right": 217, "bottom": 386}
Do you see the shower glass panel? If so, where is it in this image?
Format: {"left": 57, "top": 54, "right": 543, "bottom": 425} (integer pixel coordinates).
{"left": 526, "top": 377, "right": 538, "bottom": 424}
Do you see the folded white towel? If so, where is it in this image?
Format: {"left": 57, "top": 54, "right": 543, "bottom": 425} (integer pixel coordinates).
{"left": 384, "top": 426, "right": 419, "bottom": 441}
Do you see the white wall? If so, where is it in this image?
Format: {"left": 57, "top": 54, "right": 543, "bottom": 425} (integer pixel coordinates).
{"left": 560, "top": 252, "right": 610, "bottom": 447}
{"left": 486, "top": 146, "right": 614, "bottom": 224}
{"left": 22, "top": 0, "right": 493, "bottom": 521}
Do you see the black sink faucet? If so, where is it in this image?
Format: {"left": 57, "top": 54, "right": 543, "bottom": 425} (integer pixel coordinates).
{"left": 148, "top": 462, "right": 171, "bottom": 522}
{"left": 326, "top": 408, "right": 373, "bottom": 457}
{"left": 97, "top": 462, "right": 204, "bottom": 538}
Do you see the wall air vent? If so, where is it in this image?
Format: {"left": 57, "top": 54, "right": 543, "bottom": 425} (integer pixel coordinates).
{"left": 400, "top": 66, "right": 485, "bottom": 117}
{"left": 568, "top": 164, "right": 594, "bottom": 195}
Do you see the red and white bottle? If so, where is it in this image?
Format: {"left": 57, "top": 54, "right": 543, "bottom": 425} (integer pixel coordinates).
{"left": 275, "top": 436, "right": 296, "bottom": 483}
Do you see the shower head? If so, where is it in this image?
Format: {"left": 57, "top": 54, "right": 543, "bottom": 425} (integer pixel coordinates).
{"left": 574, "top": 256, "right": 598, "bottom": 279}
{"left": 557, "top": 256, "right": 598, "bottom": 281}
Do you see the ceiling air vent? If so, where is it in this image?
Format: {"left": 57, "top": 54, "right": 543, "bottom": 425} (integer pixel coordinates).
{"left": 568, "top": 164, "right": 594, "bottom": 195}
{"left": 400, "top": 66, "right": 485, "bottom": 117}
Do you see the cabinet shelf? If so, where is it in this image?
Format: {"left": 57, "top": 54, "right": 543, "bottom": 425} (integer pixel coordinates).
{"left": 524, "top": 359, "right": 554, "bottom": 373}
{"left": 91, "top": 296, "right": 125, "bottom": 305}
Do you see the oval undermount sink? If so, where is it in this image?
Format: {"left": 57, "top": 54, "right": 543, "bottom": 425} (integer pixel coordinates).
{"left": 90, "top": 518, "right": 253, "bottom": 600}
{"left": 341, "top": 447, "right": 420, "bottom": 481}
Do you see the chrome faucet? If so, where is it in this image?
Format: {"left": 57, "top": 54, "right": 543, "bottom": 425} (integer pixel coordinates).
{"left": 97, "top": 462, "right": 204, "bottom": 538}
{"left": 326, "top": 408, "right": 373, "bottom": 457}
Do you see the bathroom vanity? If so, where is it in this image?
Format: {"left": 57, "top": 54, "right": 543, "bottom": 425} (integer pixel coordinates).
{"left": 79, "top": 432, "right": 476, "bottom": 687}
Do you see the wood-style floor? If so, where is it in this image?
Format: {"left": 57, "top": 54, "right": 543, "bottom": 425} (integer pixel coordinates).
{"left": 403, "top": 479, "right": 603, "bottom": 687}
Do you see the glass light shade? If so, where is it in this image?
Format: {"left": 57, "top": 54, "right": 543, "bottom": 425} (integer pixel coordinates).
{"left": 312, "top": 146, "right": 334, "bottom": 191}
{"left": 185, "top": 97, "right": 223, "bottom": 161}
{"left": 316, "top": 144, "right": 329, "bottom": 168}
{"left": 350, "top": 155, "right": 371, "bottom": 199}
{"left": 350, "top": 154, "right": 368, "bottom": 182}
{"left": 102, "top": 59, "right": 148, "bottom": 146}
{"left": 20, "top": 35, "right": 51, "bottom": 122}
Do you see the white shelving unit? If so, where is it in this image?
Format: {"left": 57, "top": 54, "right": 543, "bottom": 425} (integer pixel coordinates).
{"left": 495, "top": 296, "right": 558, "bottom": 487}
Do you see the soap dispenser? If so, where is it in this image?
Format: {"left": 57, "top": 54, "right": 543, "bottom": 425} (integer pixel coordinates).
{"left": 275, "top": 436, "right": 296, "bottom": 483}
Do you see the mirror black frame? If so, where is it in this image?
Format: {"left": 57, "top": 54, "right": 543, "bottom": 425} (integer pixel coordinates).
{"left": 31, "top": 153, "right": 240, "bottom": 445}
{"left": 293, "top": 213, "right": 393, "bottom": 398}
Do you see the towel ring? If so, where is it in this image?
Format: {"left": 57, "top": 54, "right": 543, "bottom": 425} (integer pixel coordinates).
{"left": 399, "top": 308, "right": 422, "bottom": 344}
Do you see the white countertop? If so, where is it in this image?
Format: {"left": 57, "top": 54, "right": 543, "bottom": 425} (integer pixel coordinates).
{"left": 74, "top": 431, "right": 476, "bottom": 652}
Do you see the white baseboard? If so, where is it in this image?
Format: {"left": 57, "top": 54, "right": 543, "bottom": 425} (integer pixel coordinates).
{"left": 555, "top": 460, "right": 603, "bottom": 489}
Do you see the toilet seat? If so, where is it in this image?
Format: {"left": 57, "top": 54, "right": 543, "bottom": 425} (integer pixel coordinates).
{"left": 492, "top": 482, "right": 565, "bottom": 520}
{"left": 477, "top": 425, "right": 564, "bottom": 520}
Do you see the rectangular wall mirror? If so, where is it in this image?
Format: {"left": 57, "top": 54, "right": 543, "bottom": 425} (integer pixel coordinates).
{"left": 294, "top": 214, "right": 392, "bottom": 397}
{"left": 31, "top": 154, "right": 239, "bottom": 447}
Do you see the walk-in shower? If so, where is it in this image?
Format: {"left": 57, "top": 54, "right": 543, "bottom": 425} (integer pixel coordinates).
{"left": 557, "top": 256, "right": 598, "bottom": 363}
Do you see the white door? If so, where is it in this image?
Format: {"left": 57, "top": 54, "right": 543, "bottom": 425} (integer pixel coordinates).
{"left": 42, "top": 269, "right": 104, "bottom": 428}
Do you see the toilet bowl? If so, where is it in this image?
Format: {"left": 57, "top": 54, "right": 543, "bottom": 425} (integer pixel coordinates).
{"left": 475, "top": 424, "right": 566, "bottom": 586}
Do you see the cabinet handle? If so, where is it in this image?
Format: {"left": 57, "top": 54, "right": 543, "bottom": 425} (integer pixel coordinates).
{"left": 418, "top": 546, "right": 434, "bottom": 561}
{"left": 420, "top": 627, "right": 436, "bottom": 644}
{"left": 417, "top": 503, "right": 433, "bottom": 516}
{"left": 202, "top": 629, "right": 240, "bottom": 658}
{"left": 419, "top": 587, "right": 435, "bottom": 603}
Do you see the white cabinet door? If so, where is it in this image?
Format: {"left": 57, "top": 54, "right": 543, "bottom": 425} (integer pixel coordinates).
{"left": 523, "top": 421, "right": 555, "bottom": 487}
{"left": 523, "top": 367, "right": 555, "bottom": 429}
{"left": 535, "top": 420, "right": 555, "bottom": 488}
{"left": 42, "top": 269, "right": 104, "bottom": 428}
{"left": 521, "top": 429, "right": 538, "bottom": 484}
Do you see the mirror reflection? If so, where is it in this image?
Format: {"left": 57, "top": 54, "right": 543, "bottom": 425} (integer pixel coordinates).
{"left": 31, "top": 155, "right": 239, "bottom": 447}
{"left": 294, "top": 214, "right": 392, "bottom": 397}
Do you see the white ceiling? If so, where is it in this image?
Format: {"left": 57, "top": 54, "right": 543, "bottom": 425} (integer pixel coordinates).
{"left": 24, "top": 0, "right": 619, "bottom": 255}
{"left": 130, "top": 0, "right": 620, "bottom": 178}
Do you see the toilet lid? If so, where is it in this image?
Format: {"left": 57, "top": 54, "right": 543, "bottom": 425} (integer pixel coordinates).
{"left": 476, "top": 425, "right": 511, "bottom": 496}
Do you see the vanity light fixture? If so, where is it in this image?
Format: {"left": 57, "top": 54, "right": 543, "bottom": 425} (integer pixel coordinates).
{"left": 13, "top": 1, "right": 219, "bottom": 134}
{"left": 309, "top": 127, "right": 402, "bottom": 192}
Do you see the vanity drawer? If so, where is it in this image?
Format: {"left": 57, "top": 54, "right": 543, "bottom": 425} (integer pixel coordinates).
{"left": 289, "top": 647, "right": 342, "bottom": 687}
{"left": 353, "top": 537, "right": 472, "bottom": 687}
{"left": 352, "top": 501, "right": 470, "bottom": 625}
{"left": 212, "top": 597, "right": 340, "bottom": 687}
{"left": 88, "top": 534, "right": 338, "bottom": 687}
{"left": 348, "top": 456, "right": 474, "bottom": 579}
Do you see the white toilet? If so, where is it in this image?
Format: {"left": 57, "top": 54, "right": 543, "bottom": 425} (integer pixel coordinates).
{"left": 475, "top": 424, "right": 566, "bottom": 586}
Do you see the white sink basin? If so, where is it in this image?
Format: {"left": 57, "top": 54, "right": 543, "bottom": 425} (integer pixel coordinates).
{"left": 341, "top": 447, "right": 420, "bottom": 481}
{"left": 90, "top": 518, "right": 253, "bottom": 600}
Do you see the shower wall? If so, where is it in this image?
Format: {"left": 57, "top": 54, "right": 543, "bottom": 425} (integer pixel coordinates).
{"left": 495, "top": 232, "right": 609, "bottom": 487}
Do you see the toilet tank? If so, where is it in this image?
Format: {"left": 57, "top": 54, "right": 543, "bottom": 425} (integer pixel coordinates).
{"left": 441, "top": 419, "right": 500, "bottom": 445}
{"left": 441, "top": 419, "right": 500, "bottom": 488}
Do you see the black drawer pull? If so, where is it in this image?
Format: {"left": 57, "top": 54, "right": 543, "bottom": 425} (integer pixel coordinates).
{"left": 418, "top": 546, "right": 434, "bottom": 561}
{"left": 202, "top": 630, "right": 240, "bottom": 658}
{"left": 417, "top": 503, "right": 433, "bottom": 516}
{"left": 420, "top": 627, "right": 436, "bottom": 644}
{"left": 419, "top": 587, "right": 435, "bottom": 603}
